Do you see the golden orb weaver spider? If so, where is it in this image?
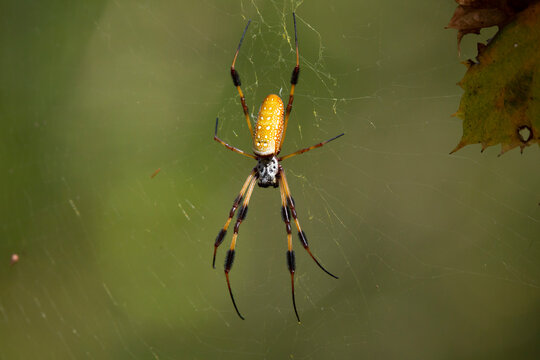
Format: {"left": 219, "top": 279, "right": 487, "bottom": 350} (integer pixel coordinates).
{"left": 213, "top": 13, "right": 344, "bottom": 323}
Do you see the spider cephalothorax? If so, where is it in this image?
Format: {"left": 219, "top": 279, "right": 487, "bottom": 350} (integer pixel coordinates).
{"left": 212, "top": 13, "right": 344, "bottom": 323}
{"left": 256, "top": 156, "right": 279, "bottom": 188}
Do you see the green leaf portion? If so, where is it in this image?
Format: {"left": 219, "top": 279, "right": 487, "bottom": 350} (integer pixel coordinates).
{"left": 452, "top": 2, "right": 540, "bottom": 154}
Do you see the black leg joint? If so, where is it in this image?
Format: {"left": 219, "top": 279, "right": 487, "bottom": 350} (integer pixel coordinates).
{"left": 288, "top": 196, "right": 296, "bottom": 208}
{"left": 287, "top": 250, "right": 296, "bottom": 273}
{"left": 229, "top": 196, "right": 241, "bottom": 217}
{"left": 290, "top": 66, "right": 300, "bottom": 85}
{"left": 298, "top": 230, "right": 308, "bottom": 248}
{"left": 290, "top": 207, "right": 297, "bottom": 219}
{"left": 231, "top": 69, "right": 241, "bottom": 87}
{"left": 225, "top": 249, "right": 236, "bottom": 272}
{"left": 215, "top": 229, "right": 227, "bottom": 247}
{"left": 238, "top": 205, "right": 249, "bottom": 221}
{"left": 281, "top": 206, "right": 290, "bottom": 222}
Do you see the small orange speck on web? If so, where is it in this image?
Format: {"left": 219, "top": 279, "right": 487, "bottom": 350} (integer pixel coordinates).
{"left": 151, "top": 168, "right": 161, "bottom": 179}
{"left": 10, "top": 254, "right": 19, "bottom": 266}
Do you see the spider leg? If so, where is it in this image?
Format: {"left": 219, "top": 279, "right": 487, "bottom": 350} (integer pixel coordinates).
{"left": 278, "top": 173, "right": 300, "bottom": 323}
{"left": 279, "top": 167, "right": 338, "bottom": 279}
{"left": 214, "top": 118, "right": 256, "bottom": 159}
{"left": 280, "top": 12, "right": 300, "bottom": 150}
{"left": 224, "top": 174, "right": 257, "bottom": 320}
{"left": 213, "top": 168, "right": 257, "bottom": 268}
{"left": 279, "top": 133, "right": 344, "bottom": 161}
{"left": 231, "top": 20, "right": 254, "bottom": 137}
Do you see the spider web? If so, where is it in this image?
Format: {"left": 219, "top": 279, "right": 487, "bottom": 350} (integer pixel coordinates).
{"left": 1, "top": 0, "right": 539, "bottom": 359}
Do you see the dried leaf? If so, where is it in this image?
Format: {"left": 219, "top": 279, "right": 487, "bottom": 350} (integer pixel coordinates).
{"left": 451, "top": 1, "right": 540, "bottom": 155}
{"left": 446, "top": 4, "right": 511, "bottom": 54}
{"left": 447, "top": 0, "right": 537, "bottom": 54}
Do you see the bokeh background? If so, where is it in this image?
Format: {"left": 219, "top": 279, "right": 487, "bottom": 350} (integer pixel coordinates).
{"left": 1, "top": 1, "right": 539, "bottom": 359}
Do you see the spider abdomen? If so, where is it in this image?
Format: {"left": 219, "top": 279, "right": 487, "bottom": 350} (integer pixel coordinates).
{"left": 253, "top": 94, "right": 284, "bottom": 156}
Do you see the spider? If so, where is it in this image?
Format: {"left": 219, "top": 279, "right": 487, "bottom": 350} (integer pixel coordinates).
{"left": 213, "top": 13, "right": 344, "bottom": 323}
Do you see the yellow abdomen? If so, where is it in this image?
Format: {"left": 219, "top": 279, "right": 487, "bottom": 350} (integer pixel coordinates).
{"left": 253, "top": 94, "right": 284, "bottom": 156}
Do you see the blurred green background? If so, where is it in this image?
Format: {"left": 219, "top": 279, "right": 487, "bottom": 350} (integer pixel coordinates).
{"left": 1, "top": 0, "right": 539, "bottom": 359}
